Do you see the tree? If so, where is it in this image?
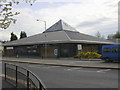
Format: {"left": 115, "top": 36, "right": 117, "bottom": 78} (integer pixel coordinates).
{"left": 95, "top": 31, "right": 101, "bottom": 38}
{"left": 107, "top": 31, "right": 120, "bottom": 39}
{"left": 20, "top": 31, "right": 27, "bottom": 39}
{"left": 0, "top": 0, "right": 36, "bottom": 29}
{"left": 107, "top": 34, "right": 114, "bottom": 39}
{"left": 10, "top": 32, "right": 18, "bottom": 41}
{"left": 112, "top": 31, "right": 120, "bottom": 38}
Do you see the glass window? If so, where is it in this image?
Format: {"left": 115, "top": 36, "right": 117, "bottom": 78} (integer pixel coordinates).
{"left": 112, "top": 48, "right": 118, "bottom": 52}
{"left": 118, "top": 48, "right": 120, "bottom": 52}
{"left": 103, "top": 48, "right": 111, "bottom": 53}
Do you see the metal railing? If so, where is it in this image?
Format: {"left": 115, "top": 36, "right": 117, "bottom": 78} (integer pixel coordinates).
{"left": 4, "top": 63, "right": 46, "bottom": 90}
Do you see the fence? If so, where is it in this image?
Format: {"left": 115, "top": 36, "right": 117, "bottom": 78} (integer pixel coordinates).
{"left": 4, "top": 63, "right": 46, "bottom": 90}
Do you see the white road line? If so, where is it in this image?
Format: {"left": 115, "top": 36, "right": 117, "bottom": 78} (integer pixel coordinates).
{"left": 0, "top": 74, "right": 4, "bottom": 77}
{"left": 28, "top": 65, "right": 45, "bottom": 68}
{"left": 97, "top": 69, "right": 111, "bottom": 73}
{"left": 64, "top": 68, "right": 81, "bottom": 71}
{"left": 50, "top": 66, "right": 61, "bottom": 68}
{"left": 28, "top": 65, "right": 60, "bottom": 69}
{"left": 78, "top": 70, "right": 97, "bottom": 73}
{"left": 42, "top": 67, "right": 52, "bottom": 69}
{"left": 64, "top": 68, "right": 111, "bottom": 73}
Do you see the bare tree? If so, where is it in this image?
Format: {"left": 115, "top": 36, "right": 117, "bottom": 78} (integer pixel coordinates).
{"left": 95, "top": 31, "right": 101, "bottom": 38}
{"left": 107, "top": 31, "right": 120, "bottom": 39}
{"left": 0, "top": 0, "right": 36, "bottom": 30}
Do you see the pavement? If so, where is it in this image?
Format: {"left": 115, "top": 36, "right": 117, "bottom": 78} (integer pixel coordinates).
{"left": 2, "top": 78, "right": 16, "bottom": 89}
{"left": 1, "top": 57, "right": 119, "bottom": 69}
{"left": 0, "top": 74, "right": 16, "bottom": 89}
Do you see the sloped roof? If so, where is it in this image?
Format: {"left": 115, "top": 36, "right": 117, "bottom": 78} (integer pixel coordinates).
{"left": 107, "top": 39, "right": 120, "bottom": 44}
{"left": 65, "top": 31, "right": 113, "bottom": 44}
{"left": 3, "top": 31, "right": 70, "bottom": 46}
{"left": 43, "top": 20, "right": 77, "bottom": 33}
{"left": 3, "top": 20, "right": 114, "bottom": 46}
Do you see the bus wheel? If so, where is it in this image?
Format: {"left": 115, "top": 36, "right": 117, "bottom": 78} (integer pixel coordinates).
{"left": 105, "top": 58, "right": 110, "bottom": 62}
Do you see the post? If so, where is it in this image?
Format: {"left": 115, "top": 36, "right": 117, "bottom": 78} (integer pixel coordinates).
{"left": 44, "top": 21, "right": 47, "bottom": 58}
{"left": 27, "top": 71, "right": 29, "bottom": 90}
{"left": 16, "top": 66, "right": 18, "bottom": 87}
{"left": 4, "top": 63, "right": 6, "bottom": 80}
{"left": 36, "top": 19, "right": 47, "bottom": 58}
{"left": 39, "top": 82, "right": 42, "bottom": 90}
{"left": 45, "top": 42, "right": 47, "bottom": 58}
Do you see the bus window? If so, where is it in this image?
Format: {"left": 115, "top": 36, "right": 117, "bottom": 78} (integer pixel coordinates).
{"left": 103, "top": 48, "right": 111, "bottom": 53}
{"left": 112, "top": 48, "right": 118, "bottom": 52}
{"left": 119, "top": 48, "right": 120, "bottom": 52}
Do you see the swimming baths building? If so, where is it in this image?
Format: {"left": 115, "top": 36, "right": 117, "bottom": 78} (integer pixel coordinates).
{"left": 3, "top": 20, "right": 114, "bottom": 58}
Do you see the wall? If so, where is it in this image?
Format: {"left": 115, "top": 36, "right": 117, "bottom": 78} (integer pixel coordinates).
{"left": 82, "top": 44, "right": 101, "bottom": 53}
{"left": 3, "top": 46, "right": 15, "bottom": 57}
{"left": 40, "top": 45, "right": 58, "bottom": 58}
{"left": 3, "top": 44, "right": 102, "bottom": 58}
{"left": 59, "top": 44, "right": 77, "bottom": 57}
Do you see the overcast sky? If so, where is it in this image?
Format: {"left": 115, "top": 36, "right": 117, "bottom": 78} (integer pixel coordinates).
{"left": 0, "top": 0, "right": 119, "bottom": 40}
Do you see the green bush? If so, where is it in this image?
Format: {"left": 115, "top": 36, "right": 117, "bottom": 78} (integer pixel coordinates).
{"left": 75, "top": 52, "right": 102, "bottom": 59}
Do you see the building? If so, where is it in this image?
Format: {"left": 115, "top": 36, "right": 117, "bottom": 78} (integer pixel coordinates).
{"left": 3, "top": 20, "right": 114, "bottom": 58}
{"left": 107, "top": 38, "right": 120, "bottom": 44}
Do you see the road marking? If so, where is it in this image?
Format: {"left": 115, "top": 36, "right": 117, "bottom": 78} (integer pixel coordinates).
{"left": 97, "top": 69, "right": 111, "bottom": 73}
{"left": 64, "top": 68, "right": 111, "bottom": 73}
{"left": 28, "top": 65, "right": 61, "bottom": 69}
{"left": 28, "top": 65, "right": 42, "bottom": 68}
{"left": 78, "top": 70, "right": 97, "bottom": 73}
{"left": 0, "top": 74, "right": 4, "bottom": 77}
{"left": 64, "top": 68, "right": 81, "bottom": 71}
{"left": 50, "top": 66, "right": 61, "bottom": 68}
{"left": 29, "top": 65, "right": 49, "bottom": 68}
{"left": 42, "top": 67, "right": 52, "bottom": 69}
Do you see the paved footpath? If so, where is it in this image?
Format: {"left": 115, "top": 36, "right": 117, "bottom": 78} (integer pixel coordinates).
{"left": 2, "top": 78, "right": 16, "bottom": 88}
{"left": 1, "top": 57, "right": 120, "bottom": 69}
{"left": 0, "top": 76, "right": 16, "bottom": 89}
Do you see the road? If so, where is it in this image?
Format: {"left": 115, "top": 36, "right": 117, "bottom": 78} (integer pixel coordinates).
{"left": 2, "top": 62, "right": 119, "bottom": 89}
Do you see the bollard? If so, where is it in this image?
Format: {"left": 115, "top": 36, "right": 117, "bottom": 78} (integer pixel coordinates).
{"left": 4, "top": 63, "right": 6, "bottom": 80}
{"left": 39, "top": 82, "right": 42, "bottom": 90}
{"left": 16, "top": 66, "right": 18, "bottom": 87}
{"left": 27, "top": 71, "right": 29, "bottom": 90}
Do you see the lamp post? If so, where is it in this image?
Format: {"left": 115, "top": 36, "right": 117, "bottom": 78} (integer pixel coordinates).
{"left": 36, "top": 19, "right": 46, "bottom": 31}
{"left": 37, "top": 19, "right": 47, "bottom": 58}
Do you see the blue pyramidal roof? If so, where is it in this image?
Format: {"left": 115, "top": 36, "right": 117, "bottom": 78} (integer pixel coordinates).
{"left": 44, "top": 20, "right": 78, "bottom": 33}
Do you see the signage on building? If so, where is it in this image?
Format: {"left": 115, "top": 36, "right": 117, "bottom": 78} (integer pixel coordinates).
{"left": 54, "top": 49, "right": 58, "bottom": 55}
{"left": 6, "top": 47, "right": 14, "bottom": 50}
{"left": 77, "top": 44, "right": 82, "bottom": 50}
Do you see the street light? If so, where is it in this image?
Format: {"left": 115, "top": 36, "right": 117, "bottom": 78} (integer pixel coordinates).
{"left": 36, "top": 19, "right": 47, "bottom": 58}
{"left": 36, "top": 19, "right": 46, "bottom": 31}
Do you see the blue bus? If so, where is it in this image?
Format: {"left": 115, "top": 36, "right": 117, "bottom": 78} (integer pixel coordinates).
{"left": 102, "top": 45, "right": 120, "bottom": 62}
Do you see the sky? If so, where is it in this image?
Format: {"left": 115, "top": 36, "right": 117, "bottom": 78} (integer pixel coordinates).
{"left": 0, "top": 0, "right": 119, "bottom": 40}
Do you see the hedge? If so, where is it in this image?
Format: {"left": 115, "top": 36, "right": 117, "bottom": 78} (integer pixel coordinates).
{"left": 75, "top": 52, "right": 102, "bottom": 59}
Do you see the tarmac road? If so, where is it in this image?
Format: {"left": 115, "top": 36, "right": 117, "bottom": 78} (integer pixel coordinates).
{"left": 4, "top": 62, "right": 119, "bottom": 89}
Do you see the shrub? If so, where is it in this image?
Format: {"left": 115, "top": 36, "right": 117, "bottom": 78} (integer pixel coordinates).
{"left": 75, "top": 52, "right": 102, "bottom": 59}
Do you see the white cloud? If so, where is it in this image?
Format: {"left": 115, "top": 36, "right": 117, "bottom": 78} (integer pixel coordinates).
{"left": 34, "top": 0, "right": 118, "bottom": 37}
{"left": 0, "top": 0, "right": 119, "bottom": 40}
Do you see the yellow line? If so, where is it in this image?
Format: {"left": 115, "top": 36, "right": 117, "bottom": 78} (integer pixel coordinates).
{"left": 0, "top": 74, "right": 5, "bottom": 77}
